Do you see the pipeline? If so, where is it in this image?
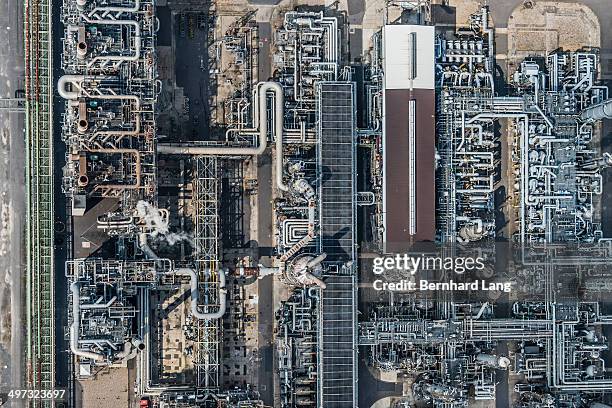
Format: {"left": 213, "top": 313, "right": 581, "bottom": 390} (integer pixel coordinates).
{"left": 87, "top": 0, "right": 141, "bottom": 14}
{"left": 57, "top": 75, "right": 142, "bottom": 139}
{"left": 300, "top": 253, "right": 327, "bottom": 289}
{"left": 115, "top": 341, "right": 134, "bottom": 360}
{"left": 279, "top": 199, "right": 316, "bottom": 262}
{"left": 172, "top": 268, "right": 227, "bottom": 320}
{"left": 81, "top": 146, "right": 142, "bottom": 192}
{"left": 81, "top": 296, "right": 117, "bottom": 310}
{"left": 58, "top": 74, "right": 86, "bottom": 99}
{"left": 157, "top": 82, "right": 278, "bottom": 156}
{"left": 157, "top": 82, "right": 289, "bottom": 191}
{"left": 139, "top": 232, "right": 159, "bottom": 260}
{"left": 581, "top": 98, "right": 612, "bottom": 121}
{"left": 138, "top": 232, "right": 226, "bottom": 320}
{"left": 306, "top": 253, "right": 326, "bottom": 269}
{"left": 70, "top": 282, "right": 105, "bottom": 362}
{"left": 80, "top": 15, "right": 142, "bottom": 66}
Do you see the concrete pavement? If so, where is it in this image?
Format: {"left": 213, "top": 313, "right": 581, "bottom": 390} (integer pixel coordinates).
{"left": 487, "top": 0, "right": 612, "bottom": 75}
{"left": 0, "top": 0, "right": 25, "bottom": 405}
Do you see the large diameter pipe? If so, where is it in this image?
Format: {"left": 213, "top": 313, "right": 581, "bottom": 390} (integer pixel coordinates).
{"left": 157, "top": 82, "right": 289, "bottom": 191}
{"left": 115, "top": 341, "right": 134, "bottom": 360}
{"left": 157, "top": 82, "right": 281, "bottom": 156}
{"left": 306, "top": 253, "right": 326, "bottom": 269}
{"left": 581, "top": 98, "right": 612, "bottom": 121}
{"left": 139, "top": 232, "right": 159, "bottom": 260}
{"left": 58, "top": 75, "right": 86, "bottom": 100}
{"left": 57, "top": 75, "right": 142, "bottom": 139}
{"left": 173, "top": 268, "right": 227, "bottom": 320}
{"left": 89, "top": 0, "right": 140, "bottom": 14}
{"left": 70, "top": 282, "right": 105, "bottom": 362}
{"left": 81, "top": 296, "right": 117, "bottom": 309}
{"left": 80, "top": 15, "right": 141, "bottom": 66}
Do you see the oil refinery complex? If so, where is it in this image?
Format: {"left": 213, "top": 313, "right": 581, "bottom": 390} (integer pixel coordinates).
{"left": 16, "top": 0, "right": 612, "bottom": 407}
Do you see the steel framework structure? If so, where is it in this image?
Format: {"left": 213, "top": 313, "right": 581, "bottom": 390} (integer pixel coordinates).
{"left": 24, "top": 0, "right": 55, "bottom": 405}
{"left": 315, "top": 82, "right": 358, "bottom": 407}
{"left": 193, "top": 156, "right": 221, "bottom": 391}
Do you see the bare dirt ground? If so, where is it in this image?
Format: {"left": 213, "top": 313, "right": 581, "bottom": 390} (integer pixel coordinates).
{"left": 508, "top": 1, "right": 600, "bottom": 62}
{"left": 76, "top": 367, "right": 130, "bottom": 408}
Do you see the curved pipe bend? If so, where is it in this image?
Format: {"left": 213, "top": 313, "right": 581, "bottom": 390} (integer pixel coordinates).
{"left": 70, "top": 282, "right": 105, "bottom": 362}
{"left": 157, "top": 81, "right": 289, "bottom": 191}
{"left": 173, "top": 268, "right": 227, "bottom": 320}
{"left": 58, "top": 75, "right": 86, "bottom": 100}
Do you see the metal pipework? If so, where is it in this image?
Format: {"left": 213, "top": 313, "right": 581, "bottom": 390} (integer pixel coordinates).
{"left": 581, "top": 98, "right": 612, "bottom": 121}
{"left": 306, "top": 253, "right": 326, "bottom": 269}
{"left": 284, "top": 12, "right": 338, "bottom": 65}
{"left": 158, "top": 82, "right": 289, "bottom": 191}
{"left": 303, "top": 253, "right": 327, "bottom": 289}
{"left": 79, "top": 15, "right": 141, "bottom": 67}
{"left": 139, "top": 232, "right": 159, "bottom": 261}
{"left": 81, "top": 296, "right": 117, "bottom": 310}
{"left": 172, "top": 268, "right": 227, "bottom": 320}
{"left": 57, "top": 75, "right": 143, "bottom": 140}
{"left": 70, "top": 282, "right": 105, "bottom": 362}
{"left": 81, "top": 146, "right": 142, "bottom": 192}
{"left": 279, "top": 198, "right": 316, "bottom": 262}
{"left": 115, "top": 341, "right": 136, "bottom": 361}
{"left": 58, "top": 74, "right": 86, "bottom": 100}
{"left": 87, "top": 0, "right": 141, "bottom": 14}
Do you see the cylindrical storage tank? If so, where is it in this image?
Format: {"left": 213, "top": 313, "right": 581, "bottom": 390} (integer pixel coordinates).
{"left": 77, "top": 118, "right": 88, "bottom": 134}
{"left": 77, "top": 175, "right": 89, "bottom": 187}
{"left": 77, "top": 41, "right": 88, "bottom": 59}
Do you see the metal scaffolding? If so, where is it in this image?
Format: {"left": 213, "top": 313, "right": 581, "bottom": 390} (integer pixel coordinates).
{"left": 24, "top": 0, "right": 55, "bottom": 404}
{"left": 193, "top": 156, "right": 221, "bottom": 391}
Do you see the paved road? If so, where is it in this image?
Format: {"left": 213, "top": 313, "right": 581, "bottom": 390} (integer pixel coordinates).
{"left": 257, "top": 23, "right": 272, "bottom": 81}
{"left": 0, "top": 0, "right": 25, "bottom": 405}
{"left": 256, "top": 152, "right": 274, "bottom": 405}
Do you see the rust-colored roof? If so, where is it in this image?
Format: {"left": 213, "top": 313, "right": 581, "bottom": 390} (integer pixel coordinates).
{"left": 384, "top": 88, "right": 436, "bottom": 250}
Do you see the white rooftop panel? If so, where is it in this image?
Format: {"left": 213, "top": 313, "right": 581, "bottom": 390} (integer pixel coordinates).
{"left": 383, "top": 25, "right": 435, "bottom": 90}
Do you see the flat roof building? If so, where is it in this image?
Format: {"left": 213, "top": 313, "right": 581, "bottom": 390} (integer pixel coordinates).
{"left": 316, "top": 82, "right": 357, "bottom": 408}
{"left": 382, "top": 25, "right": 436, "bottom": 250}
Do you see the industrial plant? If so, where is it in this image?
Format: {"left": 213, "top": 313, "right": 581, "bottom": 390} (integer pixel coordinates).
{"left": 12, "top": 0, "right": 612, "bottom": 407}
